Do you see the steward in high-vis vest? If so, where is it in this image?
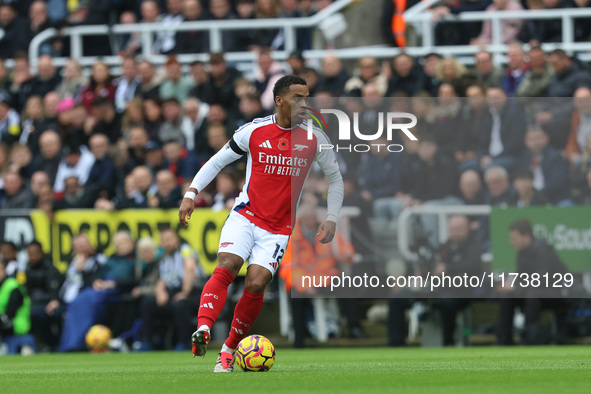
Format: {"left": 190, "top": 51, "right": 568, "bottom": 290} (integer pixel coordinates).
{"left": 0, "top": 261, "right": 31, "bottom": 338}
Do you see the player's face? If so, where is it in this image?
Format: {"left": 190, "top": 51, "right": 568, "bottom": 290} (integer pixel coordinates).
{"left": 282, "top": 84, "right": 309, "bottom": 127}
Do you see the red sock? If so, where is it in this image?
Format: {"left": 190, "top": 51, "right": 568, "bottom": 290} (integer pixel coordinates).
{"left": 224, "top": 289, "right": 264, "bottom": 349}
{"left": 197, "top": 267, "right": 235, "bottom": 329}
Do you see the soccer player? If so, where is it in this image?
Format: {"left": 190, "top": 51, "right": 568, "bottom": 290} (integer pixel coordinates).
{"left": 178, "top": 75, "right": 344, "bottom": 372}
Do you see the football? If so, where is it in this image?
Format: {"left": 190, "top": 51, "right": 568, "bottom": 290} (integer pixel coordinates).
{"left": 235, "top": 335, "right": 276, "bottom": 372}
{"left": 85, "top": 325, "right": 112, "bottom": 352}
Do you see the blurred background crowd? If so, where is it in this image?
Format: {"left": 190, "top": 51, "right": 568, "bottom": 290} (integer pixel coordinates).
{"left": 1, "top": 0, "right": 591, "bottom": 353}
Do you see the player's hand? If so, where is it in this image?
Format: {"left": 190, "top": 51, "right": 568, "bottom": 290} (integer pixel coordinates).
{"left": 179, "top": 198, "right": 195, "bottom": 227}
{"left": 317, "top": 221, "right": 336, "bottom": 244}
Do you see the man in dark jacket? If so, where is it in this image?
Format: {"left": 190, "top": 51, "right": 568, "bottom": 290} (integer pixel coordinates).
{"left": 547, "top": 49, "right": 591, "bottom": 98}
{"left": 0, "top": 3, "right": 29, "bottom": 59}
{"left": 1, "top": 172, "right": 35, "bottom": 209}
{"left": 25, "top": 241, "right": 63, "bottom": 350}
{"left": 389, "top": 215, "right": 483, "bottom": 347}
{"left": 496, "top": 219, "right": 570, "bottom": 345}
{"left": 518, "top": 126, "right": 571, "bottom": 205}
{"left": 478, "top": 87, "right": 526, "bottom": 172}
{"left": 387, "top": 53, "right": 425, "bottom": 97}
{"left": 26, "top": 56, "right": 62, "bottom": 101}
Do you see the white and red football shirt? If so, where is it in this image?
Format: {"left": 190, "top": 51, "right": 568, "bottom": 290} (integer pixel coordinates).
{"left": 228, "top": 114, "right": 340, "bottom": 235}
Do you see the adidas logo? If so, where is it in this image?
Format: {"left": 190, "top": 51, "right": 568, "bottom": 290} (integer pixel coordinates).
{"left": 259, "top": 140, "right": 272, "bottom": 149}
{"left": 200, "top": 302, "right": 214, "bottom": 309}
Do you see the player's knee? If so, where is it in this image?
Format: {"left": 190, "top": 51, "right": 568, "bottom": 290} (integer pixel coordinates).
{"left": 244, "top": 276, "right": 270, "bottom": 294}
{"left": 217, "top": 254, "right": 242, "bottom": 277}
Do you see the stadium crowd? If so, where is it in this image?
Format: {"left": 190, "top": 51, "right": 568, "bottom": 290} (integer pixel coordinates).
{"left": 1, "top": 0, "right": 591, "bottom": 352}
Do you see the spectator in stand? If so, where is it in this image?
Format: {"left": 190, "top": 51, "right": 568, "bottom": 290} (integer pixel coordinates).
{"left": 518, "top": 126, "right": 571, "bottom": 205}
{"left": 431, "top": 0, "right": 491, "bottom": 46}
{"left": 141, "top": 0, "right": 162, "bottom": 25}
{"left": 356, "top": 136, "right": 402, "bottom": 220}
{"left": 457, "top": 84, "right": 487, "bottom": 172}
{"left": 387, "top": 53, "right": 425, "bottom": 97}
{"left": 238, "top": 92, "right": 267, "bottom": 125}
{"left": 126, "top": 127, "right": 150, "bottom": 169}
{"left": 0, "top": 3, "right": 29, "bottom": 59}
{"left": 547, "top": 49, "right": 591, "bottom": 97}
{"left": 118, "top": 11, "right": 142, "bottom": 57}
{"left": 460, "top": 169, "right": 487, "bottom": 205}
{"left": 143, "top": 98, "right": 165, "bottom": 141}
{"left": 30, "top": 130, "right": 61, "bottom": 185}
{"left": 234, "top": 0, "right": 257, "bottom": 51}
{"left": 484, "top": 166, "right": 516, "bottom": 206}
{"left": 207, "top": 123, "right": 232, "bottom": 153}
{"left": 137, "top": 60, "right": 163, "bottom": 100}
{"left": 30, "top": 171, "right": 50, "bottom": 206}
{"left": 148, "top": 169, "right": 183, "bottom": 208}
{"left": 1, "top": 172, "right": 35, "bottom": 209}
{"left": 153, "top": 0, "right": 184, "bottom": 54}
{"left": 19, "top": 97, "right": 49, "bottom": 152}
{"left": 9, "top": 144, "right": 33, "bottom": 179}
{"left": 436, "top": 57, "right": 466, "bottom": 85}
{"left": 401, "top": 134, "right": 460, "bottom": 246}
{"left": 516, "top": 46, "right": 554, "bottom": 97}
{"left": 80, "top": 62, "right": 117, "bottom": 113}
{"left": 163, "top": 141, "right": 200, "bottom": 183}
{"left": 27, "top": 1, "right": 53, "bottom": 55}
{"left": 477, "top": 87, "right": 526, "bottom": 171}
{"left": 42, "top": 92, "right": 59, "bottom": 130}
{"left": 254, "top": 49, "right": 286, "bottom": 111}
{"left": 575, "top": 167, "right": 591, "bottom": 205}
{"left": 25, "top": 240, "right": 63, "bottom": 351}
{"left": 208, "top": 0, "right": 240, "bottom": 52}
{"left": 344, "top": 56, "right": 388, "bottom": 97}
{"left": 159, "top": 98, "right": 189, "bottom": 146}
{"left": 287, "top": 51, "right": 305, "bottom": 76}
{"left": 132, "top": 237, "right": 163, "bottom": 303}
{"left": 0, "top": 89, "right": 21, "bottom": 145}
{"left": 182, "top": 97, "right": 210, "bottom": 154}
{"left": 90, "top": 98, "right": 123, "bottom": 144}
{"left": 139, "top": 229, "right": 202, "bottom": 351}
{"left": 174, "top": 0, "right": 209, "bottom": 54}
{"left": 432, "top": 82, "right": 464, "bottom": 157}
{"left": 472, "top": 0, "right": 524, "bottom": 45}
{"left": 207, "top": 53, "right": 242, "bottom": 117}
{"left": 122, "top": 97, "right": 145, "bottom": 138}
{"left": 56, "top": 59, "right": 88, "bottom": 101}
{"left": 9, "top": 53, "right": 33, "bottom": 113}
{"left": 421, "top": 53, "right": 442, "bottom": 97}
{"left": 474, "top": 50, "right": 504, "bottom": 90}
{"left": 87, "top": 133, "right": 117, "bottom": 194}
{"left": 28, "top": 55, "right": 61, "bottom": 102}
{"left": 521, "top": 0, "right": 575, "bottom": 44}
{"left": 508, "top": 169, "right": 550, "bottom": 207}
{"left": 565, "top": 87, "right": 591, "bottom": 165}
{"left": 53, "top": 143, "right": 96, "bottom": 197}
{"left": 1, "top": 241, "right": 25, "bottom": 280}
{"left": 252, "top": 0, "right": 281, "bottom": 49}
{"left": 159, "top": 56, "right": 194, "bottom": 104}
{"left": 114, "top": 57, "right": 141, "bottom": 114}
{"left": 316, "top": 55, "right": 349, "bottom": 97}
{"left": 0, "top": 59, "right": 11, "bottom": 91}
{"left": 188, "top": 61, "right": 214, "bottom": 104}
{"left": 209, "top": 169, "right": 240, "bottom": 211}
{"left": 500, "top": 42, "right": 529, "bottom": 97}
{"left": 144, "top": 141, "right": 168, "bottom": 176}
{"left": 95, "top": 231, "right": 138, "bottom": 340}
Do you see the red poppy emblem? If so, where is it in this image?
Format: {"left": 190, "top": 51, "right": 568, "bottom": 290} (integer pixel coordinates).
{"left": 278, "top": 138, "right": 289, "bottom": 151}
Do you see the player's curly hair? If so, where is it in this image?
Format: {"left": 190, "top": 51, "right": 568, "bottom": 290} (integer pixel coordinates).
{"left": 273, "top": 75, "right": 307, "bottom": 102}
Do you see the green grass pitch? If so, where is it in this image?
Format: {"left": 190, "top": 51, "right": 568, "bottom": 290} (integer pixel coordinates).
{"left": 2, "top": 347, "right": 590, "bottom": 393}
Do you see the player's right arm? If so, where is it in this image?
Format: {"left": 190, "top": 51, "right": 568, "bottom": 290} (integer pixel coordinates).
{"left": 179, "top": 128, "right": 250, "bottom": 226}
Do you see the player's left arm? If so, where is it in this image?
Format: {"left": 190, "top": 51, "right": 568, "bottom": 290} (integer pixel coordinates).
{"left": 315, "top": 134, "right": 344, "bottom": 244}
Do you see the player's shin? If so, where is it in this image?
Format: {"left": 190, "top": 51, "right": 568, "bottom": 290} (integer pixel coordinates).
{"left": 224, "top": 289, "right": 265, "bottom": 349}
{"left": 197, "top": 266, "right": 235, "bottom": 330}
